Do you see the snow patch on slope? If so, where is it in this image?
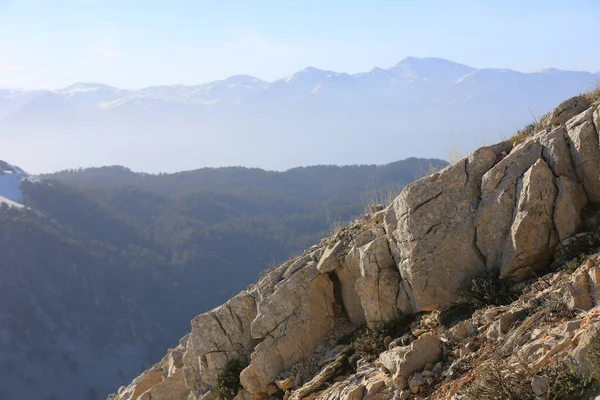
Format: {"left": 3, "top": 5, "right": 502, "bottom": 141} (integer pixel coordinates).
{"left": 0, "top": 160, "right": 35, "bottom": 207}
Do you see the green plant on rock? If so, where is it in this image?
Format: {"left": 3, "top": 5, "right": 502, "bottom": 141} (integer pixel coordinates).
{"left": 348, "top": 315, "right": 414, "bottom": 361}
{"left": 545, "top": 327, "right": 600, "bottom": 399}
{"left": 215, "top": 358, "right": 247, "bottom": 400}
{"left": 564, "top": 253, "right": 589, "bottom": 274}
{"left": 456, "top": 275, "right": 516, "bottom": 309}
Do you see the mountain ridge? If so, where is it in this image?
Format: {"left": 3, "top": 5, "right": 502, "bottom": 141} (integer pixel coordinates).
{"left": 3, "top": 56, "right": 600, "bottom": 174}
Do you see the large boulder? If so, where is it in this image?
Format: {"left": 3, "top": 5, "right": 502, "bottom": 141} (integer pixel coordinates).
{"left": 501, "top": 159, "right": 557, "bottom": 278}
{"left": 335, "top": 246, "right": 367, "bottom": 325}
{"left": 476, "top": 140, "right": 542, "bottom": 274}
{"left": 549, "top": 95, "right": 591, "bottom": 126}
{"left": 554, "top": 176, "right": 588, "bottom": 241}
{"left": 240, "top": 264, "right": 335, "bottom": 394}
{"left": 115, "top": 366, "right": 164, "bottom": 400}
{"left": 183, "top": 292, "right": 258, "bottom": 386}
{"left": 386, "top": 143, "right": 508, "bottom": 310}
{"left": 356, "top": 236, "right": 402, "bottom": 323}
{"left": 379, "top": 335, "right": 442, "bottom": 378}
{"left": 567, "top": 106, "right": 600, "bottom": 202}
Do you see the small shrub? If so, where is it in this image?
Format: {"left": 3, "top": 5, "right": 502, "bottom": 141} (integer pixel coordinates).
{"left": 564, "top": 253, "right": 588, "bottom": 274}
{"left": 455, "top": 276, "right": 516, "bottom": 310}
{"left": 545, "top": 362, "right": 594, "bottom": 400}
{"left": 583, "top": 86, "right": 600, "bottom": 104}
{"left": 215, "top": 358, "right": 247, "bottom": 400}
{"left": 461, "top": 359, "right": 535, "bottom": 400}
{"left": 544, "top": 327, "right": 600, "bottom": 399}
{"left": 349, "top": 315, "right": 414, "bottom": 361}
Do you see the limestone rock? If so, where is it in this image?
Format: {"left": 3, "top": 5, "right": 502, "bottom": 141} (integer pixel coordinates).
{"left": 161, "top": 347, "right": 184, "bottom": 378}
{"left": 317, "top": 241, "right": 343, "bottom": 273}
{"left": 387, "top": 152, "right": 494, "bottom": 310}
{"left": 539, "top": 127, "right": 577, "bottom": 180}
{"left": 549, "top": 95, "right": 591, "bottom": 126}
{"left": 564, "top": 270, "right": 592, "bottom": 311}
{"left": 334, "top": 246, "right": 366, "bottom": 325}
{"left": 531, "top": 374, "right": 549, "bottom": 397}
{"left": 289, "top": 358, "right": 344, "bottom": 400}
{"left": 241, "top": 264, "right": 335, "bottom": 394}
{"left": 184, "top": 292, "right": 258, "bottom": 385}
{"left": 477, "top": 140, "right": 542, "bottom": 274}
{"left": 356, "top": 236, "right": 401, "bottom": 323}
{"left": 115, "top": 366, "right": 164, "bottom": 400}
{"left": 139, "top": 368, "right": 188, "bottom": 400}
{"left": 569, "top": 322, "right": 600, "bottom": 378}
{"left": 567, "top": 106, "right": 600, "bottom": 202}
{"left": 501, "top": 159, "right": 557, "bottom": 278}
{"left": 379, "top": 335, "right": 442, "bottom": 378}
{"left": 554, "top": 176, "right": 588, "bottom": 241}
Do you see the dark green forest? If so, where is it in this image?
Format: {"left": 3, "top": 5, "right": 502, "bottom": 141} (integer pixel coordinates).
{"left": 0, "top": 158, "right": 446, "bottom": 393}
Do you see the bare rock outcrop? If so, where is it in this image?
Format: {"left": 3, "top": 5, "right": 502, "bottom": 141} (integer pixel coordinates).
{"left": 112, "top": 96, "right": 600, "bottom": 400}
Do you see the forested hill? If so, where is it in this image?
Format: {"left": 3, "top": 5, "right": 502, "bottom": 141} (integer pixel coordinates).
{"left": 43, "top": 158, "right": 443, "bottom": 198}
{"left": 0, "top": 157, "right": 446, "bottom": 400}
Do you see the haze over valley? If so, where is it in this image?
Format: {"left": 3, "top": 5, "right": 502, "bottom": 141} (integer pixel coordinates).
{"left": 2, "top": 57, "right": 599, "bottom": 173}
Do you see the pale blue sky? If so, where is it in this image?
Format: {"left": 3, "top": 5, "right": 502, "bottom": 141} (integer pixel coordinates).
{"left": 1, "top": 0, "right": 599, "bottom": 89}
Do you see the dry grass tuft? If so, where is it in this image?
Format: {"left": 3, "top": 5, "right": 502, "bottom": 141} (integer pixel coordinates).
{"left": 461, "top": 358, "right": 535, "bottom": 400}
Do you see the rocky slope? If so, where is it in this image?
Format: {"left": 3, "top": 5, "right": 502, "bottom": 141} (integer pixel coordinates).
{"left": 111, "top": 92, "right": 600, "bottom": 399}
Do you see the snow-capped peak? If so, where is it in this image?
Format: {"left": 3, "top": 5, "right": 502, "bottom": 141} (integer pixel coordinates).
{"left": 389, "top": 57, "right": 475, "bottom": 82}
{"left": 282, "top": 67, "right": 334, "bottom": 83}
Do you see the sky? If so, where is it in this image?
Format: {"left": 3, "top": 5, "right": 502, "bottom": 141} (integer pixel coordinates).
{"left": 0, "top": 0, "right": 599, "bottom": 89}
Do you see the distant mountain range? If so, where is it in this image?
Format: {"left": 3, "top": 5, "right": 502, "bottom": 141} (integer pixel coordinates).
{"left": 1, "top": 57, "right": 599, "bottom": 173}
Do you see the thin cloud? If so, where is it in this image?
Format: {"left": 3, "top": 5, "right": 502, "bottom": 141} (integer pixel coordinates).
{"left": 0, "top": 61, "right": 29, "bottom": 71}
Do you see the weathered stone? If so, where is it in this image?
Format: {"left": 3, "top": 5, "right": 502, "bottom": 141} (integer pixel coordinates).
{"left": 554, "top": 176, "right": 588, "bottom": 241}
{"left": 531, "top": 374, "right": 548, "bottom": 397}
{"left": 408, "top": 372, "right": 423, "bottom": 389}
{"left": 549, "top": 95, "right": 591, "bottom": 126}
{"left": 379, "top": 335, "right": 442, "bottom": 378}
{"left": 161, "top": 347, "right": 184, "bottom": 378}
{"left": 241, "top": 264, "right": 335, "bottom": 394}
{"left": 588, "top": 266, "right": 600, "bottom": 306}
{"left": 569, "top": 322, "right": 600, "bottom": 378}
{"left": 565, "top": 270, "right": 592, "bottom": 311}
{"left": 276, "top": 378, "right": 294, "bottom": 391}
{"left": 356, "top": 236, "right": 401, "bottom": 323}
{"left": 566, "top": 106, "right": 600, "bottom": 202}
{"left": 446, "top": 320, "right": 477, "bottom": 342}
{"left": 392, "top": 374, "right": 408, "bottom": 390}
{"left": 288, "top": 359, "right": 344, "bottom": 400}
{"left": 115, "top": 366, "right": 164, "bottom": 400}
{"left": 365, "top": 379, "right": 385, "bottom": 395}
{"left": 334, "top": 246, "right": 366, "bottom": 325}
{"left": 184, "top": 292, "right": 258, "bottom": 385}
{"left": 501, "top": 159, "right": 557, "bottom": 278}
{"left": 539, "top": 127, "right": 577, "bottom": 180}
{"left": 387, "top": 145, "right": 504, "bottom": 310}
{"left": 140, "top": 368, "right": 188, "bottom": 400}
{"left": 477, "top": 140, "right": 543, "bottom": 274}
{"left": 317, "top": 241, "right": 343, "bottom": 273}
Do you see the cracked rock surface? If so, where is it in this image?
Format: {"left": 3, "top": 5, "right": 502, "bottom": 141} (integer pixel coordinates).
{"left": 111, "top": 96, "right": 600, "bottom": 400}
